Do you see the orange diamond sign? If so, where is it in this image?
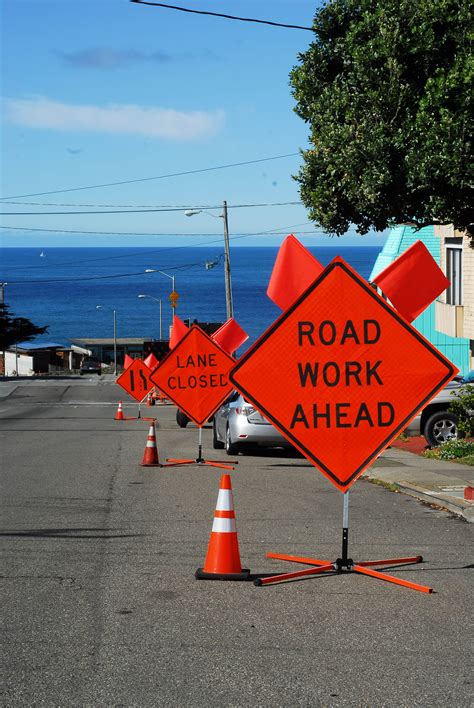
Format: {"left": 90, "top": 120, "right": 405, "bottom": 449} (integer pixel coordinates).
{"left": 150, "top": 325, "right": 235, "bottom": 426}
{"left": 116, "top": 359, "right": 153, "bottom": 402}
{"left": 230, "top": 258, "right": 457, "bottom": 491}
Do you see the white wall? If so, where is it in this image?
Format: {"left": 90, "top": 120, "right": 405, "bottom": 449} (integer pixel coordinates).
{"left": 4, "top": 351, "right": 34, "bottom": 376}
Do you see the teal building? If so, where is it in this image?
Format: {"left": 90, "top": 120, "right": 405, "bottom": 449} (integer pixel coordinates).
{"left": 370, "top": 225, "right": 470, "bottom": 375}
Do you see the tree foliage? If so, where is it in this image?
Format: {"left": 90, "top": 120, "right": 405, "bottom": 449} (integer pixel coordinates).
{"left": 291, "top": 0, "right": 473, "bottom": 235}
{"left": 0, "top": 304, "right": 48, "bottom": 350}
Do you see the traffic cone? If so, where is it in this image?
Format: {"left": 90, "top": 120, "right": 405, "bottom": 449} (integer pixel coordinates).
{"left": 140, "top": 421, "right": 161, "bottom": 467}
{"left": 196, "top": 474, "right": 250, "bottom": 581}
{"left": 146, "top": 392, "right": 155, "bottom": 407}
{"left": 115, "top": 401, "right": 125, "bottom": 420}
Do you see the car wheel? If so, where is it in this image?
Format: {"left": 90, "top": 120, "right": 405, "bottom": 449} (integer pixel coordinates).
{"left": 176, "top": 409, "right": 189, "bottom": 428}
{"left": 225, "top": 426, "right": 239, "bottom": 455}
{"left": 213, "top": 421, "right": 225, "bottom": 449}
{"left": 424, "top": 411, "right": 459, "bottom": 447}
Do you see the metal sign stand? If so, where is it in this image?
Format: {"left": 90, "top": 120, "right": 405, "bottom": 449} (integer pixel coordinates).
{"left": 136, "top": 392, "right": 157, "bottom": 422}
{"left": 255, "top": 490, "right": 433, "bottom": 593}
{"left": 163, "top": 426, "right": 238, "bottom": 470}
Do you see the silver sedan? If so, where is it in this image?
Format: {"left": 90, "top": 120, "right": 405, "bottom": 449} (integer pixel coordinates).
{"left": 213, "top": 391, "right": 292, "bottom": 455}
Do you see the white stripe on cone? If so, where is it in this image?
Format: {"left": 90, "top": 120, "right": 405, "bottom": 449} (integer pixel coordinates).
{"left": 146, "top": 440, "right": 156, "bottom": 448}
{"left": 211, "top": 517, "right": 237, "bottom": 533}
{"left": 216, "top": 489, "right": 234, "bottom": 511}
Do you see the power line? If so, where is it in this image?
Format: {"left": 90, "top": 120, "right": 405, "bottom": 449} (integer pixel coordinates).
{"left": 0, "top": 201, "right": 302, "bottom": 216}
{"left": 4, "top": 257, "right": 215, "bottom": 284}
{"left": 130, "top": 1, "right": 314, "bottom": 31}
{"left": 0, "top": 200, "right": 302, "bottom": 208}
{"left": 0, "top": 153, "right": 299, "bottom": 200}
{"left": 1, "top": 222, "right": 321, "bottom": 273}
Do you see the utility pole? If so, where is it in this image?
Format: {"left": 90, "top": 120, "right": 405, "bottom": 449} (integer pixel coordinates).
{"left": 222, "top": 201, "right": 233, "bottom": 320}
{"left": 113, "top": 309, "right": 117, "bottom": 376}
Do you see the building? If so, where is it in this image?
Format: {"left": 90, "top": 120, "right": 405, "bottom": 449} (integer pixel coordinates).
{"left": 370, "top": 225, "right": 471, "bottom": 375}
{"left": 69, "top": 337, "right": 154, "bottom": 367}
{"left": 71, "top": 322, "right": 223, "bottom": 368}
{"left": 1, "top": 341, "right": 90, "bottom": 376}
{"left": 435, "top": 225, "right": 474, "bottom": 370}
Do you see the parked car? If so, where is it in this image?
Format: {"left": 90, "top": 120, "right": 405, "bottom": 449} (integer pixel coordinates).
{"left": 213, "top": 391, "right": 292, "bottom": 455}
{"left": 176, "top": 409, "right": 190, "bottom": 428}
{"left": 80, "top": 357, "right": 102, "bottom": 376}
{"left": 176, "top": 409, "right": 213, "bottom": 428}
{"left": 405, "top": 376, "right": 468, "bottom": 446}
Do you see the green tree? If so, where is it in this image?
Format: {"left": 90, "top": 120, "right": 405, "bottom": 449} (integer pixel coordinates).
{"left": 0, "top": 304, "right": 48, "bottom": 350}
{"left": 291, "top": 0, "right": 473, "bottom": 235}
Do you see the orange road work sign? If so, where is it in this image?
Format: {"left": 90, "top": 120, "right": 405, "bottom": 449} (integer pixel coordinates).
{"left": 116, "top": 359, "right": 153, "bottom": 402}
{"left": 230, "top": 257, "right": 457, "bottom": 492}
{"left": 150, "top": 325, "right": 235, "bottom": 426}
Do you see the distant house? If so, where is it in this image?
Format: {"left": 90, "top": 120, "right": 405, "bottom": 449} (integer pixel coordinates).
{"left": 1, "top": 341, "right": 90, "bottom": 376}
{"left": 370, "top": 225, "right": 471, "bottom": 375}
{"left": 434, "top": 225, "right": 474, "bottom": 370}
{"left": 71, "top": 322, "right": 223, "bottom": 368}
{"left": 69, "top": 338, "right": 153, "bottom": 367}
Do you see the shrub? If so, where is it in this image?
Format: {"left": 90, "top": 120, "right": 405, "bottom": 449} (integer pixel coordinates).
{"left": 449, "top": 384, "right": 474, "bottom": 437}
{"left": 436, "top": 439, "right": 474, "bottom": 460}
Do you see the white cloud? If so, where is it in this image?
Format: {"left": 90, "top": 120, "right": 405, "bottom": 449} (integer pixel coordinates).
{"left": 5, "top": 97, "right": 224, "bottom": 140}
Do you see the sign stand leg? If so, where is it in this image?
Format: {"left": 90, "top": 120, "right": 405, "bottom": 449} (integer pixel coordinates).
{"left": 255, "top": 488, "right": 433, "bottom": 593}
{"left": 162, "top": 426, "right": 239, "bottom": 470}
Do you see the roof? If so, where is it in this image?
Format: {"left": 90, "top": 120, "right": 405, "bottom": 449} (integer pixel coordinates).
{"left": 70, "top": 338, "right": 153, "bottom": 346}
{"left": 14, "top": 341, "right": 66, "bottom": 351}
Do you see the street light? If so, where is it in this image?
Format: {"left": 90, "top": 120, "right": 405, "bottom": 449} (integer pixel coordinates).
{"left": 96, "top": 305, "right": 117, "bottom": 375}
{"left": 185, "top": 201, "right": 233, "bottom": 319}
{"left": 144, "top": 269, "right": 177, "bottom": 319}
{"left": 138, "top": 294, "right": 163, "bottom": 340}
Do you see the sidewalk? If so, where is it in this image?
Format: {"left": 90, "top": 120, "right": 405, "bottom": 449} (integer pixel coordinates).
{"left": 365, "top": 445, "right": 474, "bottom": 522}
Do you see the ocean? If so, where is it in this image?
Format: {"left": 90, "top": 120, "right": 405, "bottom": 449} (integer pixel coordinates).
{"left": 1, "top": 246, "right": 381, "bottom": 350}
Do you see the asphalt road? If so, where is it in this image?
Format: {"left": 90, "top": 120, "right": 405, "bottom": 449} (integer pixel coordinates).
{"left": 1, "top": 377, "right": 472, "bottom": 706}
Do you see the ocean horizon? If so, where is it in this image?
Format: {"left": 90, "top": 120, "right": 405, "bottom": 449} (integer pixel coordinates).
{"left": 1, "top": 246, "right": 381, "bottom": 350}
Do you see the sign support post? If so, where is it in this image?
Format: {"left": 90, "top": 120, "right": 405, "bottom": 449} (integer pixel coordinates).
{"left": 164, "top": 426, "right": 237, "bottom": 470}
{"left": 340, "top": 491, "right": 350, "bottom": 569}
{"left": 256, "top": 488, "right": 433, "bottom": 592}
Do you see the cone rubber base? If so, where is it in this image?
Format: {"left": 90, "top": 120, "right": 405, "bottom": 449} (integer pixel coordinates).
{"left": 195, "top": 567, "right": 251, "bottom": 581}
{"left": 140, "top": 462, "right": 162, "bottom": 467}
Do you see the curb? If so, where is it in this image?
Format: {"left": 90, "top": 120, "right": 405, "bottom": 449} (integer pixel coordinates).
{"left": 395, "top": 482, "right": 474, "bottom": 523}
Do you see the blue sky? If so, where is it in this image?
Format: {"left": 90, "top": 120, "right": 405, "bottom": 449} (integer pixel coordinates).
{"left": 0, "top": 0, "right": 388, "bottom": 248}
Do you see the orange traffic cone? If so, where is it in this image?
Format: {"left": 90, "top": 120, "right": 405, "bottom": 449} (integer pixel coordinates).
{"left": 146, "top": 392, "right": 155, "bottom": 407}
{"left": 196, "top": 474, "right": 250, "bottom": 580}
{"left": 115, "top": 401, "right": 125, "bottom": 420}
{"left": 140, "top": 421, "right": 161, "bottom": 467}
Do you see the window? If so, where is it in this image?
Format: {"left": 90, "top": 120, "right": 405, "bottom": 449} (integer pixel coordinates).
{"left": 446, "top": 244, "right": 462, "bottom": 305}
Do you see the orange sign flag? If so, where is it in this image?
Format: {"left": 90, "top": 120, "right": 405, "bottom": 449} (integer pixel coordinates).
{"left": 123, "top": 353, "right": 134, "bottom": 369}
{"left": 169, "top": 315, "right": 189, "bottom": 349}
{"left": 212, "top": 318, "right": 248, "bottom": 354}
{"left": 267, "top": 234, "right": 324, "bottom": 311}
{"left": 373, "top": 240, "right": 450, "bottom": 322}
{"left": 144, "top": 352, "right": 159, "bottom": 369}
{"left": 231, "top": 257, "right": 457, "bottom": 492}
